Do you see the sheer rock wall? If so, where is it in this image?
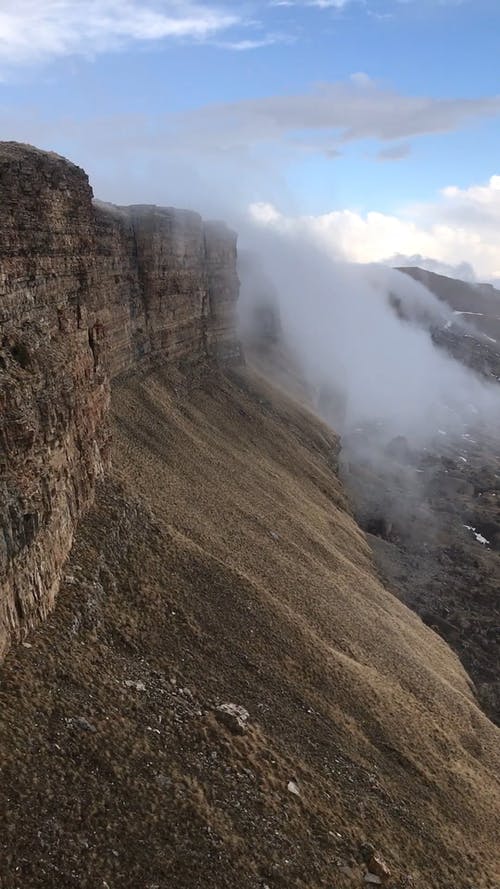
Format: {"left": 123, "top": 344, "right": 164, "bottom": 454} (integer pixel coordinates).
{"left": 0, "top": 142, "right": 240, "bottom": 656}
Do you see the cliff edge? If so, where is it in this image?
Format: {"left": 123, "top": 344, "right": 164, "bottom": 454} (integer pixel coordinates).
{"left": 0, "top": 142, "right": 239, "bottom": 657}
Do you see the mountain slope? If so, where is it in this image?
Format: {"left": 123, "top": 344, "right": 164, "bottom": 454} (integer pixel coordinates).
{"left": 398, "top": 267, "right": 500, "bottom": 342}
{"left": 1, "top": 363, "right": 499, "bottom": 889}
{"left": 398, "top": 267, "right": 500, "bottom": 380}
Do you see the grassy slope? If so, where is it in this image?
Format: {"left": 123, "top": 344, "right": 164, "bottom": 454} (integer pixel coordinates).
{"left": 1, "top": 364, "right": 499, "bottom": 888}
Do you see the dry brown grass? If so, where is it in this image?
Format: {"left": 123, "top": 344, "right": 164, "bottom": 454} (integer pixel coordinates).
{"left": 1, "top": 362, "right": 499, "bottom": 888}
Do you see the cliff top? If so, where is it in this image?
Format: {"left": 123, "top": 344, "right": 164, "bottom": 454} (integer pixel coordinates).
{"left": 0, "top": 142, "right": 235, "bottom": 239}
{"left": 0, "top": 140, "right": 89, "bottom": 179}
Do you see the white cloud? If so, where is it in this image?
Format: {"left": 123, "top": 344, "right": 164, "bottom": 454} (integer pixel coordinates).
{"left": 294, "top": 1, "right": 351, "bottom": 6}
{"left": 248, "top": 175, "right": 500, "bottom": 280}
{"left": 217, "top": 32, "right": 293, "bottom": 51}
{"left": 270, "top": 0, "right": 469, "bottom": 8}
{"left": 270, "top": 1, "right": 351, "bottom": 7}
{"left": 0, "top": 0, "right": 481, "bottom": 70}
{"left": 0, "top": 1, "right": 241, "bottom": 66}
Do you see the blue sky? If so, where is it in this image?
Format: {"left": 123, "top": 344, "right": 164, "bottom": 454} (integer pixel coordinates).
{"left": 1, "top": 1, "right": 500, "bottom": 277}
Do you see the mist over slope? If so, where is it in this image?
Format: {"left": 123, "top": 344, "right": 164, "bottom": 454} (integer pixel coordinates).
{"left": 238, "top": 227, "right": 500, "bottom": 448}
{"left": 400, "top": 265, "right": 500, "bottom": 343}
{"left": 239, "top": 233, "right": 500, "bottom": 724}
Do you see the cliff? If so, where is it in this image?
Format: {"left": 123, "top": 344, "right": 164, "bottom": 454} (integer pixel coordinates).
{"left": 0, "top": 142, "right": 240, "bottom": 658}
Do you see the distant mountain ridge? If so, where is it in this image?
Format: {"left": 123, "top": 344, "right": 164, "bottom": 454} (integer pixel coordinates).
{"left": 398, "top": 265, "right": 500, "bottom": 344}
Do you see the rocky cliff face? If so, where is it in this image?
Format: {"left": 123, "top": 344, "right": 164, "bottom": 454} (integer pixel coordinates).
{"left": 0, "top": 142, "right": 240, "bottom": 657}
{"left": 93, "top": 203, "right": 240, "bottom": 376}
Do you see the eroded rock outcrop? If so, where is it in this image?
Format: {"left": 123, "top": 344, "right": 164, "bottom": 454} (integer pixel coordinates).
{"left": 0, "top": 142, "right": 240, "bottom": 656}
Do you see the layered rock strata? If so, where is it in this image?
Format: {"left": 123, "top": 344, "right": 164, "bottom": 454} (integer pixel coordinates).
{"left": 0, "top": 142, "right": 240, "bottom": 656}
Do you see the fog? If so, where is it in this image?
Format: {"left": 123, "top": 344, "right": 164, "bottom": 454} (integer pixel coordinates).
{"left": 237, "top": 223, "right": 500, "bottom": 450}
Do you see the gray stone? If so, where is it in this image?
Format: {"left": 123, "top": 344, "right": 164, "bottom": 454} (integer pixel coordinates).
{"left": 215, "top": 703, "right": 249, "bottom": 735}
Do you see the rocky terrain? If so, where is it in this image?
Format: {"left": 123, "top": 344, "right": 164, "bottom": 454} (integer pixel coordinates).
{"left": 399, "top": 267, "right": 500, "bottom": 382}
{"left": 1, "top": 145, "right": 499, "bottom": 888}
{"left": 355, "top": 268, "right": 500, "bottom": 723}
{"left": 341, "top": 423, "right": 500, "bottom": 725}
{"left": 399, "top": 266, "right": 500, "bottom": 344}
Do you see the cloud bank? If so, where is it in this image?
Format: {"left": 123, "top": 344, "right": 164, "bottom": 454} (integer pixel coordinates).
{"left": 249, "top": 174, "right": 500, "bottom": 280}
{"left": 239, "top": 224, "right": 500, "bottom": 453}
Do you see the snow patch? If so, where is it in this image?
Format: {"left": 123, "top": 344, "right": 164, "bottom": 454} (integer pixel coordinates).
{"left": 463, "top": 524, "right": 490, "bottom": 545}
{"left": 453, "top": 311, "right": 486, "bottom": 316}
